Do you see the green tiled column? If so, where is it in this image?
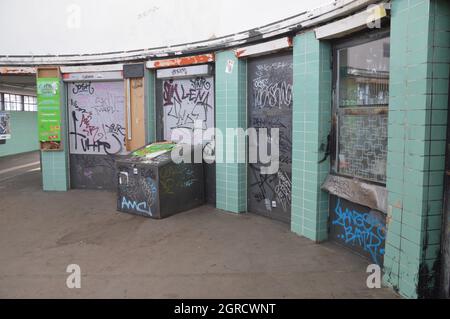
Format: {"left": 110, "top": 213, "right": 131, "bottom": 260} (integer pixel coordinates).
{"left": 145, "top": 68, "right": 156, "bottom": 143}
{"left": 41, "top": 79, "right": 70, "bottom": 191}
{"left": 215, "top": 51, "right": 247, "bottom": 213}
{"left": 383, "top": 0, "right": 450, "bottom": 298}
{"left": 291, "top": 31, "right": 332, "bottom": 242}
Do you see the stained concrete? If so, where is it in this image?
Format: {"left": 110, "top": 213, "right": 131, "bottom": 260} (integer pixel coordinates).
{"left": 0, "top": 150, "right": 40, "bottom": 182}
{"left": 0, "top": 156, "right": 398, "bottom": 298}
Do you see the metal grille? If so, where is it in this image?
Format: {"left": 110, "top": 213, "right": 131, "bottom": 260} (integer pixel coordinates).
{"left": 338, "top": 113, "right": 388, "bottom": 183}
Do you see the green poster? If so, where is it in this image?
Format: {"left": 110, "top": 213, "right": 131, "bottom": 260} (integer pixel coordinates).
{"left": 37, "top": 78, "right": 61, "bottom": 142}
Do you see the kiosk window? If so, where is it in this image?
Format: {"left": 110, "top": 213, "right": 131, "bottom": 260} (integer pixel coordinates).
{"left": 334, "top": 36, "right": 390, "bottom": 184}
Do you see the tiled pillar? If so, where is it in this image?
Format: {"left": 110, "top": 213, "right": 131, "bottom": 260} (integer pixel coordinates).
{"left": 145, "top": 68, "right": 156, "bottom": 144}
{"left": 215, "top": 51, "right": 247, "bottom": 213}
{"left": 291, "top": 31, "right": 332, "bottom": 242}
{"left": 383, "top": 0, "right": 450, "bottom": 299}
{"left": 41, "top": 78, "right": 70, "bottom": 191}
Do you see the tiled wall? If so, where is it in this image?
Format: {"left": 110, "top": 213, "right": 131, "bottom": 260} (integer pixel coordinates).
{"left": 41, "top": 79, "right": 69, "bottom": 191}
{"left": 291, "top": 31, "right": 332, "bottom": 242}
{"left": 384, "top": 0, "right": 450, "bottom": 299}
{"left": 215, "top": 51, "right": 247, "bottom": 213}
{"left": 145, "top": 68, "right": 156, "bottom": 144}
{"left": 41, "top": 150, "right": 69, "bottom": 191}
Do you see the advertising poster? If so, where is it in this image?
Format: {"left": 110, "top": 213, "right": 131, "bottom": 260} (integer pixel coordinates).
{"left": 37, "top": 78, "right": 61, "bottom": 142}
{"left": 0, "top": 112, "right": 11, "bottom": 140}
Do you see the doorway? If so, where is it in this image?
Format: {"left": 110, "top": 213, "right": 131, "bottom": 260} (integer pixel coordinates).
{"left": 247, "top": 52, "right": 293, "bottom": 223}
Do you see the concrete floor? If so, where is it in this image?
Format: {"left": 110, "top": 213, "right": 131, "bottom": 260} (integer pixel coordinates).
{"left": 0, "top": 152, "right": 399, "bottom": 298}
{"left": 0, "top": 151, "right": 40, "bottom": 183}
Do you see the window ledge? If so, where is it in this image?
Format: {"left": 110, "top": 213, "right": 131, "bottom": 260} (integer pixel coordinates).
{"left": 321, "top": 174, "right": 387, "bottom": 213}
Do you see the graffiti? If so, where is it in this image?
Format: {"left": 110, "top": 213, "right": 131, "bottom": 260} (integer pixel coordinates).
{"left": 274, "top": 170, "right": 292, "bottom": 212}
{"left": 249, "top": 163, "right": 277, "bottom": 202}
{"left": 121, "top": 196, "right": 152, "bottom": 216}
{"left": 141, "top": 177, "right": 158, "bottom": 206}
{"left": 0, "top": 112, "right": 11, "bottom": 139}
{"left": 162, "top": 77, "right": 214, "bottom": 139}
{"left": 332, "top": 198, "right": 386, "bottom": 265}
{"left": 249, "top": 165, "right": 291, "bottom": 212}
{"left": 159, "top": 166, "right": 197, "bottom": 194}
{"left": 72, "top": 82, "right": 94, "bottom": 95}
{"left": 252, "top": 62, "right": 293, "bottom": 109}
{"left": 251, "top": 116, "right": 287, "bottom": 129}
{"left": 68, "top": 81, "right": 126, "bottom": 155}
{"left": 94, "top": 93, "right": 121, "bottom": 115}
{"left": 70, "top": 154, "right": 117, "bottom": 189}
{"left": 119, "top": 167, "right": 156, "bottom": 196}
{"left": 253, "top": 80, "right": 292, "bottom": 109}
{"left": 247, "top": 54, "right": 293, "bottom": 220}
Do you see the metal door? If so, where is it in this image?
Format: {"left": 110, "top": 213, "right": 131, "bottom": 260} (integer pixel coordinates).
{"left": 67, "top": 80, "right": 126, "bottom": 189}
{"left": 247, "top": 52, "right": 293, "bottom": 223}
{"left": 155, "top": 72, "right": 215, "bottom": 205}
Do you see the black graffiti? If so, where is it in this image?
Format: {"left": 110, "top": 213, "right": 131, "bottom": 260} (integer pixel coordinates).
{"left": 72, "top": 82, "right": 95, "bottom": 95}
{"left": 105, "top": 123, "right": 125, "bottom": 136}
{"left": 163, "top": 77, "right": 213, "bottom": 131}
{"left": 70, "top": 110, "right": 123, "bottom": 155}
{"left": 248, "top": 164, "right": 278, "bottom": 202}
{"left": 70, "top": 98, "right": 88, "bottom": 114}
{"left": 251, "top": 117, "right": 287, "bottom": 129}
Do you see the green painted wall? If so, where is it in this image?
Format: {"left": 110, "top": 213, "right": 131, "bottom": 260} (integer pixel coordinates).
{"left": 383, "top": 0, "right": 450, "bottom": 299}
{"left": 0, "top": 111, "right": 39, "bottom": 157}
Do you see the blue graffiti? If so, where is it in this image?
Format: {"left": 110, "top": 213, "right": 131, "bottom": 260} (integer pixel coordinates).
{"left": 332, "top": 198, "right": 386, "bottom": 265}
{"left": 146, "top": 177, "right": 157, "bottom": 194}
{"left": 121, "top": 196, "right": 152, "bottom": 216}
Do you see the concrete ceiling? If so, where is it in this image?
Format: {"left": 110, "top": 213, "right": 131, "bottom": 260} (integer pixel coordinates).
{"left": 0, "top": 75, "right": 36, "bottom": 95}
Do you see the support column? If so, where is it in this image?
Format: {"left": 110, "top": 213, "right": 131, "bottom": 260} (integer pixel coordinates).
{"left": 39, "top": 72, "right": 70, "bottom": 191}
{"left": 383, "top": 0, "right": 450, "bottom": 298}
{"left": 215, "top": 51, "right": 247, "bottom": 213}
{"left": 144, "top": 68, "right": 156, "bottom": 144}
{"left": 291, "top": 31, "right": 332, "bottom": 242}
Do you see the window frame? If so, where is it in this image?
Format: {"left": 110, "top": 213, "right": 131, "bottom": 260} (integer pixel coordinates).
{"left": 23, "top": 95, "right": 37, "bottom": 112}
{"left": 3, "top": 93, "right": 23, "bottom": 111}
{"left": 331, "top": 28, "right": 390, "bottom": 187}
{"left": 0, "top": 93, "right": 37, "bottom": 112}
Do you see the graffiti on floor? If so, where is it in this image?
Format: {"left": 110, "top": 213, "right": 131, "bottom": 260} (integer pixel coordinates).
{"left": 332, "top": 198, "right": 386, "bottom": 265}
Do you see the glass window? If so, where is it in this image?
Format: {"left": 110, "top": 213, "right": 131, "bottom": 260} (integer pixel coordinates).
{"left": 334, "top": 36, "right": 390, "bottom": 184}
{"left": 337, "top": 37, "right": 390, "bottom": 107}
{"left": 4, "top": 93, "right": 23, "bottom": 111}
{"left": 24, "top": 95, "right": 37, "bottom": 111}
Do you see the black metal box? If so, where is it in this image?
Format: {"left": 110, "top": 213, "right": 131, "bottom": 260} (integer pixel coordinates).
{"left": 116, "top": 143, "right": 204, "bottom": 218}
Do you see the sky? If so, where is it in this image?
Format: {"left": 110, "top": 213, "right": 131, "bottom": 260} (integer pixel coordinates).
{"left": 0, "top": 0, "right": 332, "bottom": 55}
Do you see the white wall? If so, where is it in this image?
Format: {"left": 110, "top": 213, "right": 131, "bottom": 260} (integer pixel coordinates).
{"left": 0, "top": 0, "right": 331, "bottom": 56}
